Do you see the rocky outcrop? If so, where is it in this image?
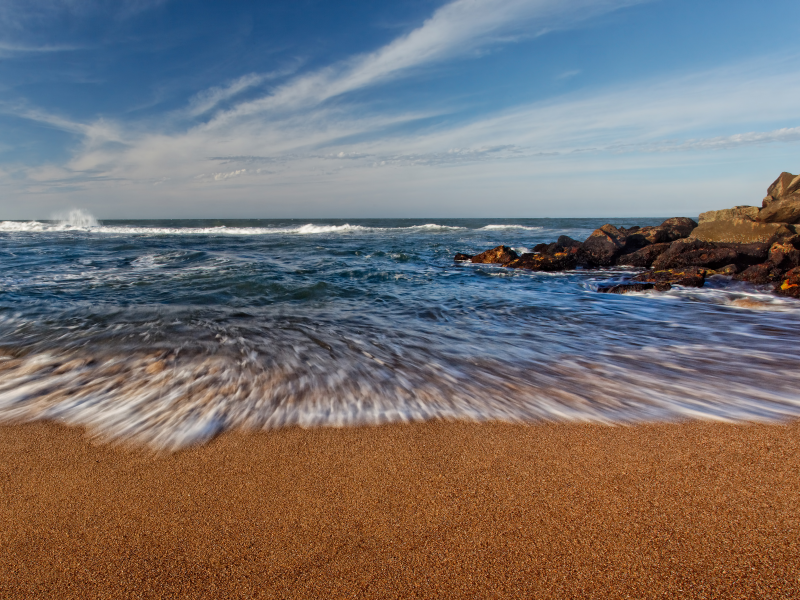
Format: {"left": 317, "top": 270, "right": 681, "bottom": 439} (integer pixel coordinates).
{"left": 757, "top": 172, "right": 800, "bottom": 224}
{"left": 507, "top": 251, "right": 578, "bottom": 272}
{"left": 698, "top": 206, "right": 760, "bottom": 223}
{"left": 652, "top": 239, "right": 768, "bottom": 271}
{"left": 616, "top": 243, "right": 671, "bottom": 268}
{"left": 580, "top": 224, "right": 627, "bottom": 266}
{"left": 470, "top": 246, "right": 519, "bottom": 265}
{"left": 453, "top": 170, "right": 800, "bottom": 299}
{"left": 579, "top": 218, "right": 698, "bottom": 267}
{"left": 689, "top": 218, "right": 793, "bottom": 244}
{"left": 454, "top": 253, "right": 473, "bottom": 262}
{"left": 767, "top": 172, "right": 800, "bottom": 199}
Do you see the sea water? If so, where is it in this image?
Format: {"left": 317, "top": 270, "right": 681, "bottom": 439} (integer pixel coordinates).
{"left": 1, "top": 213, "right": 799, "bottom": 450}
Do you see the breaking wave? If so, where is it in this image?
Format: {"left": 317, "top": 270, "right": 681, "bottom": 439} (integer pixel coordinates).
{"left": 0, "top": 221, "right": 468, "bottom": 236}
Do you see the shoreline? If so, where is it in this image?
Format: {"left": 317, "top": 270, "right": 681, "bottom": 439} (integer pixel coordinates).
{"left": 2, "top": 420, "right": 799, "bottom": 598}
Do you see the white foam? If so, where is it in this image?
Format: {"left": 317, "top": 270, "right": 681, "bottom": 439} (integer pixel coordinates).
{"left": 481, "top": 225, "right": 543, "bottom": 231}
{"left": 0, "top": 221, "right": 469, "bottom": 236}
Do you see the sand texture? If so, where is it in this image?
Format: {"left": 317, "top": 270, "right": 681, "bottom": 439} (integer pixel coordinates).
{"left": 1, "top": 420, "right": 799, "bottom": 599}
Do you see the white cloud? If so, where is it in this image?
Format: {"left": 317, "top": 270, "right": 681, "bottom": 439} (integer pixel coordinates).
{"left": 556, "top": 69, "right": 581, "bottom": 80}
{"left": 3, "top": 0, "right": 800, "bottom": 218}
{"left": 205, "top": 0, "right": 650, "bottom": 125}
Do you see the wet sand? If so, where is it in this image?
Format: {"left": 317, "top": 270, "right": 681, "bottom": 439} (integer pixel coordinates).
{"left": 1, "top": 420, "right": 799, "bottom": 599}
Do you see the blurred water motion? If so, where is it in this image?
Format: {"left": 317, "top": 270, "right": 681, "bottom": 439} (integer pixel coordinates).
{"left": 1, "top": 217, "right": 799, "bottom": 449}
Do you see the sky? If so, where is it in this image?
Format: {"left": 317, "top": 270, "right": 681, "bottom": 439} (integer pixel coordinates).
{"left": 1, "top": 0, "right": 799, "bottom": 219}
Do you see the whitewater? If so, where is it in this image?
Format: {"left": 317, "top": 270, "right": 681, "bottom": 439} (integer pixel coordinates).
{"left": 1, "top": 213, "right": 799, "bottom": 450}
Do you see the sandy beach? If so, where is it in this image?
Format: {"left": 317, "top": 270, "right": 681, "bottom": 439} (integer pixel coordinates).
{"left": 1, "top": 420, "right": 798, "bottom": 598}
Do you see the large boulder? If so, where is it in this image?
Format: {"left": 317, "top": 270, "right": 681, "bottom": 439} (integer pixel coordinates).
{"left": 756, "top": 171, "right": 800, "bottom": 224}
{"left": 688, "top": 218, "right": 792, "bottom": 244}
{"left": 625, "top": 218, "right": 698, "bottom": 247}
{"left": 734, "top": 264, "right": 784, "bottom": 284}
{"left": 658, "top": 217, "right": 698, "bottom": 238}
{"left": 652, "top": 239, "right": 769, "bottom": 271}
{"left": 507, "top": 251, "right": 578, "bottom": 272}
{"left": 756, "top": 193, "right": 800, "bottom": 224}
{"left": 766, "top": 171, "right": 800, "bottom": 200}
{"left": 766, "top": 235, "right": 800, "bottom": 271}
{"left": 580, "top": 224, "right": 627, "bottom": 266}
{"left": 470, "top": 245, "right": 519, "bottom": 265}
{"left": 616, "top": 243, "right": 671, "bottom": 268}
{"left": 536, "top": 236, "right": 582, "bottom": 257}
{"left": 698, "top": 206, "right": 760, "bottom": 223}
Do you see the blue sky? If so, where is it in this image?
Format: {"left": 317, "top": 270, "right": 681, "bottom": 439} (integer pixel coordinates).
{"left": 1, "top": 0, "right": 799, "bottom": 218}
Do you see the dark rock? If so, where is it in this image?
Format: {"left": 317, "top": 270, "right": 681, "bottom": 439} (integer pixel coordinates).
{"left": 652, "top": 239, "right": 769, "bottom": 271}
{"left": 734, "top": 264, "right": 784, "bottom": 284}
{"left": 580, "top": 224, "right": 627, "bottom": 266}
{"left": 507, "top": 251, "right": 578, "bottom": 272}
{"left": 617, "top": 226, "right": 641, "bottom": 236}
{"left": 470, "top": 245, "right": 519, "bottom": 265}
{"left": 689, "top": 218, "right": 793, "bottom": 244}
{"left": 775, "top": 266, "right": 800, "bottom": 298}
{"left": 616, "top": 243, "right": 671, "bottom": 268}
{"left": 556, "top": 235, "right": 583, "bottom": 250}
{"left": 454, "top": 253, "right": 473, "bottom": 262}
{"left": 714, "top": 264, "right": 739, "bottom": 276}
{"left": 597, "top": 283, "right": 667, "bottom": 294}
{"left": 632, "top": 266, "right": 706, "bottom": 288}
{"left": 623, "top": 218, "right": 696, "bottom": 248}
{"left": 659, "top": 217, "right": 698, "bottom": 238}
{"left": 766, "top": 235, "right": 800, "bottom": 271}
{"left": 535, "top": 236, "right": 583, "bottom": 257}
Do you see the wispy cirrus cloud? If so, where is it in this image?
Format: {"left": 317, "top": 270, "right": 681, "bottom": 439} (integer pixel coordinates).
{"left": 3, "top": 0, "right": 800, "bottom": 218}
{"left": 203, "top": 0, "right": 652, "bottom": 125}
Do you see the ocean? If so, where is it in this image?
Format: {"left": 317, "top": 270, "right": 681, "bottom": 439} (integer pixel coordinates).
{"left": 1, "top": 213, "right": 799, "bottom": 450}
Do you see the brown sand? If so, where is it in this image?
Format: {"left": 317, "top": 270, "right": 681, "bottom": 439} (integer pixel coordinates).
{"left": 1, "top": 420, "right": 799, "bottom": 599}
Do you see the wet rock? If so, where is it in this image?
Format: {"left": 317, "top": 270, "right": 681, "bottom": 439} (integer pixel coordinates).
{"left": 688, "top": 218, "right": 793, "bottom": 244}
{"left": 714, "top": 264, "right": 739, "bottom": 276}
{"left": 775, "top": 266, "right": 800, "bottom": 298}
{"left": 699, "top": 206, "right": 760, "bottom": 223}
{"left": 766, "top": 235, "right": 800, "bottom": 271}
{"left": 507, "top": 251, "right": 578, "bottom": 272}
{"left": 597, "top": 283, "right": 666, "bottom": 294}
{"left": 734, "top": 264, "right": 784, "bottom": 284}
{"left": 454, "top": 253, "right": 473, "bottom": 262}
{"left": 652, "top": 239, "right": 769, "bottom": 271}
{"left": 470, "top": 245, "right": 519, "bottom": 265}
{"left": 537, "top": 236, "right": 583, "bottom": 257}
{"left": 616, "top": 243, "right": 671, "bottom": 268}
{"left": 632, "top": 266, "right": 706, "bottom": 288}
{"left": 580, "top": 224, "right": 627, "bottom": 266}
